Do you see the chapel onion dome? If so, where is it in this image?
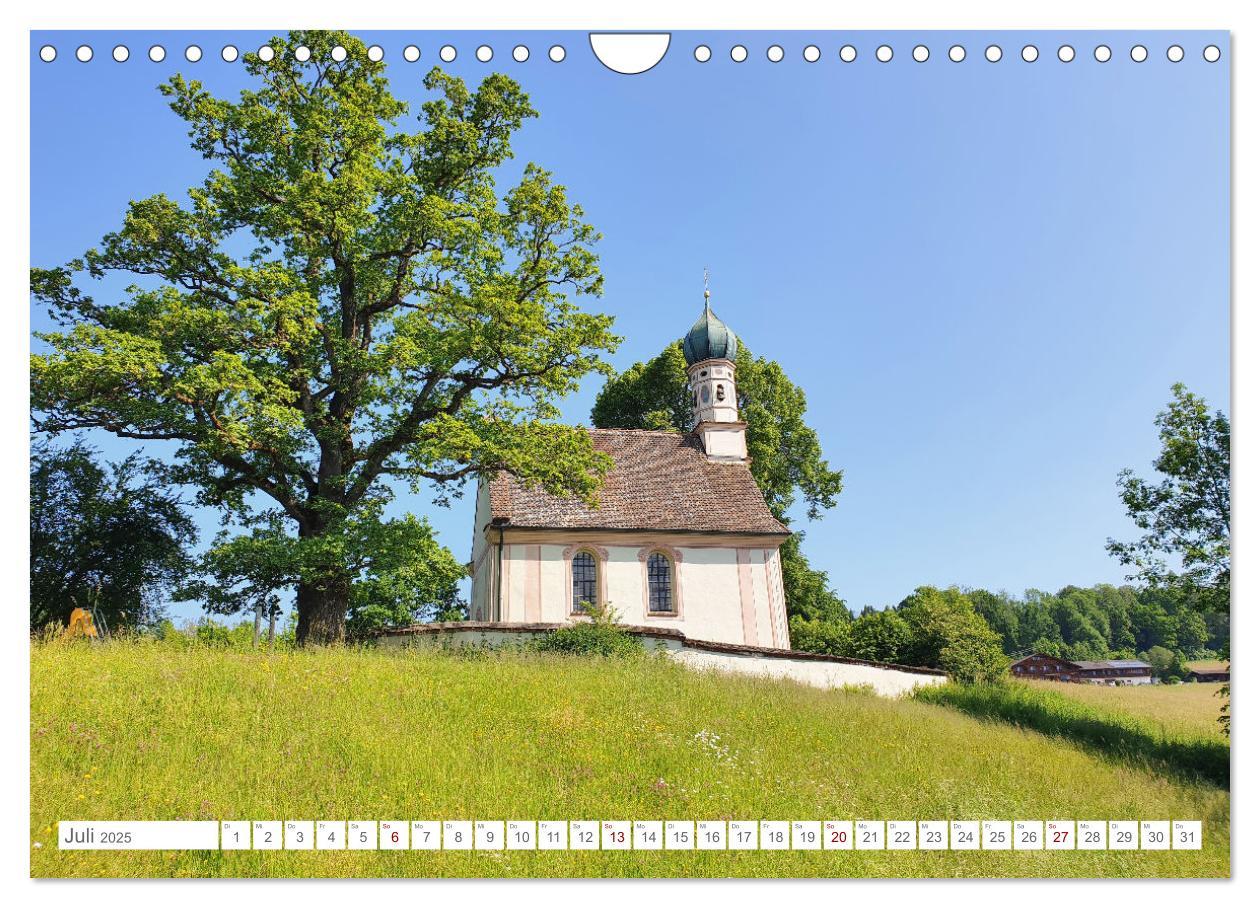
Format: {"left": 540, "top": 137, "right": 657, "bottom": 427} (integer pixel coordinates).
{"left": 682, "top": 297, "right": 739, "bottom": 366}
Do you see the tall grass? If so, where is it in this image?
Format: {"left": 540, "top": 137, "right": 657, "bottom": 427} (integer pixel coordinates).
{"left": 31, "top": 640, "right": 1228, "bottom": 878}
{"left": 1024, "top": 679, "right": 1226, "bottom": 739}
{"left": 915, "top": 682, "right": 1229, "bottom": 789}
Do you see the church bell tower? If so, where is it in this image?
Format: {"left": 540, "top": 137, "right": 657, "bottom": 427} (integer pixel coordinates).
{"left": 682, "top": 275, "right": 748, "bottom": 462}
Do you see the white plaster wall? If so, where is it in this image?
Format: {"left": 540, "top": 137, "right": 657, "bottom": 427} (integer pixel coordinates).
{"left": 505, "top": 544, "right": 526, "bottom": 623}
{"left": 766, "top": 549, "right": 790, "bottom": 649}
{"left": 474, "top": 538, "right": 788, "bottom": 648}
{"left": 377, "top": 627, "right": 945, "bottom": 697}
{"left": 667, "top": 648, "right": 945, "bottom": 697}
{"left": 602, "top": 545, "right": 641, "bottom": 620}
{"left": 749, "top": 548, "right": 772, "bottom": 647}
{"left": 468, "top": 481, "right": 492, "bottom": 618}
{"left": 697, "top": 426, "right": 748, "bottom": 460}
{"left": 470, "top": 481, "right": 490, "bottom": 567}
{"left": 469, "top": 558, "right": 487, "bottom": 621}
{"left": 539, "top": 545, "right": 567, "bottom": 622}
{"left": 676, "top": 546, "right": 746, "bottom": 645}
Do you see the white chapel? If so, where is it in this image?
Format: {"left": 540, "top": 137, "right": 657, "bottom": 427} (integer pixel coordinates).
{"left": 468, "top": 292, "right": 792, "bottom": 649}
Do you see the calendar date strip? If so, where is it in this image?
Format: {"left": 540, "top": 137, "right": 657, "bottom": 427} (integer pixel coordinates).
{"left": 54, "top": 819, "right": 1203, "bottom": 851}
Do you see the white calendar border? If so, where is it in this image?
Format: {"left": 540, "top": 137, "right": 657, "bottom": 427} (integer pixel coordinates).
{"left": 8, "top": 1, "right": 1249, "bottom": 906}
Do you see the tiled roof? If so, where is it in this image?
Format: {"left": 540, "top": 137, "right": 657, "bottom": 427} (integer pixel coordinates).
{"left": 488, "top": 428, "right": 790, "bottom": 536}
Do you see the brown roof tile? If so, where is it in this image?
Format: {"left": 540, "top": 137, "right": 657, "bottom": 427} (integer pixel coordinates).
{"left": 489, "top": 428, "right": 789, "bottom": 535}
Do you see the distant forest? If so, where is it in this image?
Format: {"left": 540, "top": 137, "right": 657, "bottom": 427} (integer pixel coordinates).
{"left": 958, "top": 584, "right": 1227, "bottom": 661}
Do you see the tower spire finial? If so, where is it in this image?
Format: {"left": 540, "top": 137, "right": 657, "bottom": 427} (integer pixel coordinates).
{"left": 703, "top": 266, "right": 711, "bottom": 310}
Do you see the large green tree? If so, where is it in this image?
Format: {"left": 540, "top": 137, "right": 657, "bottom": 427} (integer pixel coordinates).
{"left": 180, "top": 504, "right": 466, "bottom": 637}
{"left": 1107, "top": 384, "right": 1230, "bottom": 615}
{"left": 30, "top": 439, "right": 197, "bottom": 632}
{"left": 31, "top": 32, "right": 620, "bottom": 643}
{"left": 895, "top": 586, "right": 1008, "bottom": 682}
{"left": 591, "top": 340, "right": 846, "bottom": 633}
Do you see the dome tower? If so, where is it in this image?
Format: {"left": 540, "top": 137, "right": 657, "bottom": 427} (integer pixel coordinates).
{"left": 682, "top": 276, "right": 748, "bottom": 462}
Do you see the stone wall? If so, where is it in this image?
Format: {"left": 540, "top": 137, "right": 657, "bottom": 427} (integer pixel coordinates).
{"left": 373, "top": 622, "right": 947, "bottom": 698}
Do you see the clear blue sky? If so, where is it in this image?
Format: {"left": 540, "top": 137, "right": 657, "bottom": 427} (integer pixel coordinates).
{"left": 30, "top": 30, "right": 1230, "bottom": 619}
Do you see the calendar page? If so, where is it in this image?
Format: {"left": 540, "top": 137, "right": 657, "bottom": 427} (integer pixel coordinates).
{"left": 24, "top": 7, "right": 1234, "bottom": 890}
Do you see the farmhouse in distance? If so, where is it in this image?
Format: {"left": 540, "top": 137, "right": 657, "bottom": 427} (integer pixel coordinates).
{"left": 1187, "top": 663, "right": 1230, "bottom": 683}
{"left": 467, "top": 293, "right": 793, "bottom": 649}
{"left": 1010, "top": 652, "right": 1154, "bottom": 685}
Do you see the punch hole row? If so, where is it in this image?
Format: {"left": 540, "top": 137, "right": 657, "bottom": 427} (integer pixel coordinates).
{"left": 38, "top": 41, "right": 1222, "bottom": 66}
{"left": 703, "top": 43, "right": 1220, "bottom": 64}
{"left": 37, "top": 42, "right": 568, "bottom": 64}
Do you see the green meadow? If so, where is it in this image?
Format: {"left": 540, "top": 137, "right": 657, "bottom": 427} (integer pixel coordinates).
{"left": 1024, "top": 677, "right": 1228, "bottom": 739}
{"left": 915, "top": 682, "right": 1229, "bottom": 789}
{"left": 31, "top": 641, "right": 1228, "bottom": 878}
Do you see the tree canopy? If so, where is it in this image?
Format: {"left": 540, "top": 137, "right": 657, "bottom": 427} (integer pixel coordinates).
{"left": 592, "top": 340, "right": 842, "bottom": 519}
{"left": 31, "top": 31, "right": 620, "bottom": 642}
{"left": 30, "top": 439, "right": 197, "bottom": 631}
{"left": 1107, "top": 384, "right": 1230, "bottom": 615}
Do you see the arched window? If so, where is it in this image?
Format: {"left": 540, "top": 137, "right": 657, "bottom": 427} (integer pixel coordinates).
{"left": 571, "top": 550, "right": 598, "bottom": 614}
{"left": 646, "top": 552, "right": 674, "bottom": 613}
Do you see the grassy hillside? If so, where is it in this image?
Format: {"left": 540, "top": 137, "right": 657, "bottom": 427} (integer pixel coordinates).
{"left": 1024, "top": 679, "right": 1227, "bottom": 739}
{"left": 31, "top": 642, "right": 1228, "bottom": 878}
{"left": 916, "top": 682, "right": 1228, "bottom": 789}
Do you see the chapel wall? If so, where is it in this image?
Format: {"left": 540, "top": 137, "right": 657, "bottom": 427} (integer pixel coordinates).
{"left": 471, "top": 534, "right": 790, "bottom": 650}
{"left": 376, "top": 624, "right": 946, "bottom": 698}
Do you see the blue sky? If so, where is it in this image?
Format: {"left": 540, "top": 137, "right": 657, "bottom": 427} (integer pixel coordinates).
{"left": 29, "top": 30, "right": 1230, "bottom": 619}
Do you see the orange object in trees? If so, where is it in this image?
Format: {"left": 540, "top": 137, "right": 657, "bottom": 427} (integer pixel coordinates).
{"left": 63, "top": 608, "right": 98, "bottom": 639}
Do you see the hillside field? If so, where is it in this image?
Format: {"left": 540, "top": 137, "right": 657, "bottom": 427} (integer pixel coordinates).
{"left": 31, "top": 642, "right": 1229, "bottom": 878}
{"left": 1024, "top": 678, "right": 1227, "bottom": 739}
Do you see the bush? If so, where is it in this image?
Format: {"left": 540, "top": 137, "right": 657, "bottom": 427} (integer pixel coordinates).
{"left": 897, "top": 586, "right": 1009, "bottom": 680}
{"left": 1141, "top": 644, "right": 1185, "bottom": 681}
{"left": 939, "top": 629, "right": 1011, "bottom": 684}
{"left": 139, "top": 616, "right": 295, "bottom": 650}
{"left": 529, "top": 602, "right": 642, "bottom": 657}
{"left": 847, "top": 610, "right": 912, "bottom": 662}
{"left": 788, "top": 615, "right": 850, "bottom": 656}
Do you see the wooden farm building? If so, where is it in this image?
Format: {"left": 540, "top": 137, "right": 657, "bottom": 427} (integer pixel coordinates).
{"left": 1010, "top": 652, "right": 1153, "bottom": 685}
{"left": 1187, "top": 664, "right": 1230, "bottom": 683}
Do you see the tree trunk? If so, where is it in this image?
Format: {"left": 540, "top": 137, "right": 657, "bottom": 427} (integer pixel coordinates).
{"left": 295, "top": 575, "right": 350, "bottom": 645}
{"left": 266, "top": 607, "right": 276, "bottom": 646}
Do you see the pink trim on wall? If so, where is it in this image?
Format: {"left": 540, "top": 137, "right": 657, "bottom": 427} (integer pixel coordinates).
{"left": 524, "top": 544, "right": 541, "bottom": 622}
{"left": 758, "top": 549, "right": 774, "bottom": 648}
{"left": 737, "top": 548, "right": 759, "bottom": 646}
{"left": 767, "top": 548, "right": 789, "bottom": 649}
{"left": 636, "top": 545, "right": 685, "bottom": 619}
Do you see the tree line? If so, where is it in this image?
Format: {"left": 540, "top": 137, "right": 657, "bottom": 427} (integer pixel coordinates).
{"left": 789, "top": 582, "right": 1226, "bottom": 682}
